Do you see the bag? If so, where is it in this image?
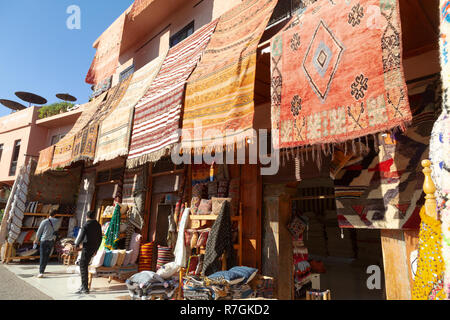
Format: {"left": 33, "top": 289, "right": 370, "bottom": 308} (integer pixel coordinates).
{"left": 48, "top": 219, "right": 60, "bottom": 241}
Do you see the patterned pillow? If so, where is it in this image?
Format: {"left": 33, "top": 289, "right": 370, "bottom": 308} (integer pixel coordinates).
{"left": 212, "top": 197, "right": 232, "bottom": 215}
{"left": 197, "top": 199, "right": 212, "bottom": 215}
{"left": 103, "top": 250, "right": 113, "bottom": 267}
{"left": 287, "top": 215, "right": 306, "bottom": 239}
{"left": 123, "top": 250, "right": 133, "bottom": 266}
{"left": 184, "top": 229, "right": 195, "bottom": 247}
{"left": 208, "top": 270, "right": 245, "bottom": 285}
{"left": 190, "top": 196, "right": 201, "bottom": 215}
{"left": 229, "top": 266, "right": 258, "bottom": 284}
{"left": 187, "top": 255, "right": 199, "bottom": 276}
{"left": 116, "top": 250, "right": 127, "bottom": 267}
{"left": 196, "top": 229, "right": 210, "bottom": 248}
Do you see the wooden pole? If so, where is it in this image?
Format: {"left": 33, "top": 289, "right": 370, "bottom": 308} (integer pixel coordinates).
{"left": 422, "top": 160, "right": 437, "bottom": 220}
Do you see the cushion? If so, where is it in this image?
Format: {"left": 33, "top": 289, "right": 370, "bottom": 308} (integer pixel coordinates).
{"left": 190, "top": 196, "right": 201, "bottom": 215}
{"left": 196, "top": 229, "right": 210, "bottom": 248}
{"left": 156, "top": 262, "right": 180, "bottom": 279}
{"left": 187, "top": 255, "right": 199, "bottom": 276}
{"left": 197, "top": 199, "right": 212, "bottom": 215}
{"left": 91, "top": 249, "right": 106, "bottom": 267}
{"left": 116, "top": 250, "right": 127, "bottom": 267}
{"left": 129, "top": 233, "right": 142, "bottom": 264}
{"left": 208, "top": 270, "right": 245, "bottom": 285}
{"left": 123, "top": 250, "right": 133, "bottom": 266}
{"left": 287, "top": 215, "right": 306, "bottom": 239}
{"left": 229, "top": 266, "right": 258, "bottom": 284}
{"left": 103, "top": 250, "right": 113, "bottom": 267}
{"left": 211, "top": 197, "right": 232, "bottom": 215}
{"left": 110, "top": 250, "right": 119, "bottom": 267}
{"left": 184, "top": 229, "right": 194, "bottom": 247}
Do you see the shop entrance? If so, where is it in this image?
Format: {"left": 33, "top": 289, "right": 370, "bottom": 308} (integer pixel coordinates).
{"left": 291, "top": 182, "right": 385, "bottom": 300}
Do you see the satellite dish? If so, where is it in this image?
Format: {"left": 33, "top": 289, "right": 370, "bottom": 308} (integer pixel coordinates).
{"left": 15, "top": 91, "right": 47, "bottom": 105}
{"left": 56, "top": 93, "right": 77, "bottom": 102}
{"left": 0, "top": 99, "right": 27, "bottom": 111}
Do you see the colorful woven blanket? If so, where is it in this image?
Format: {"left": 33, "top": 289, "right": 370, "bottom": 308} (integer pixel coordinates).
{"left": 94, "top": 56, "right": 165, "bottom": 164}
{"left": 104, "top": 204, "right": 121, "bottom": 251}
{"left": 271, "top": 0, "right": 411, "bottom": 151}
{"left": 72, "top": 77, "right": 132, "bottom": 164}
{"left": 334, "top": 83, "right": 438, "bottom": 229}
{"left": 49, "top": 92, "right": 107, "bottom": 170}
{"left": 126, "top": 20, "right": 218, "bottom": 168}
{"left": 181, "top": 0, "right": 277, "bottom": 153}
{"left": 85, "top": 11, "right": 126, "bottom": 85}
{"left": 35, "top": 146, "right": 55, "bottom": 175}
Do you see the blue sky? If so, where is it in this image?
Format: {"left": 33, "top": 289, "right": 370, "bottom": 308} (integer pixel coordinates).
{"left": 0, "top": 0, "right": 134, "bottom": 117}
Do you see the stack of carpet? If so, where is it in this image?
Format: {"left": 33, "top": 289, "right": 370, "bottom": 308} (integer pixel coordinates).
{"left": 126, "top": 271, "right": 179, "bottom": 300}
{"left": 138, "top": 242, "right": 154, "bottom": 272}
{"left": 355, "top": 229, "right": 382, "bottom": 264}
{"left": 156, "top": 245, "right": 174, "bottom": 270}
{"left": 303, "top": 212, "right": 327, "bottom": 257}
{"left": 324, "top": 211, "right": 354, "bottom": 258}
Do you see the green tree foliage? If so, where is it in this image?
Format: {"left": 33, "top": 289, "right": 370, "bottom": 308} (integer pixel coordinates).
{"left": 38, "top": 102, "right": 75, "bottom": 119}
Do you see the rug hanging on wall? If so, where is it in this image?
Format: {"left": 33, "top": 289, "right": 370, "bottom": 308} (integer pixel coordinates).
{"left": 35, "top": 145, "right": 55, "bottom": 175}
{"left": 434, "top": 0, "right": 450, "bottom": 299}
{"left": 126, "top": 20, "right": 218, "bottom": 168}
{"left": 94, "top": 55, "right": 166, "bottom": 164}
{"left": 48, "top": 92, "right": 107, "bottom": 170}
{"left": 72, "top": 76, "right": 132, "bottom": 164}
{"left": 333, "top": 81, "right": 439, "bottom": 229}
{"left": 270, "top": 0, "right": 411, "bottom": 153}
{"left": 85, "top": 11, "right": 126, "bottom": 85}
{"left": 181, "top": 0, "right": 277, "bottom": 154}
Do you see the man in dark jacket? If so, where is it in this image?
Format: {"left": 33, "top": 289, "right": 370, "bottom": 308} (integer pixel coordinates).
{"left": 74, "top": 210, "right": 103, "bottom": 294}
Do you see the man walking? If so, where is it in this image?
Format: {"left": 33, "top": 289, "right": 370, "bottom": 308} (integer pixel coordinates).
{"left": 74, "top": 210, "right": 102, "bottom": 294}
{"left": 34, "top": 210, "right": 60, "bottom": 278}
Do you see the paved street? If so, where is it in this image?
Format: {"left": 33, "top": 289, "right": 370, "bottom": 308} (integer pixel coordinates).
{"left": 0, "top": 265, "right": 52, "bottom": 300}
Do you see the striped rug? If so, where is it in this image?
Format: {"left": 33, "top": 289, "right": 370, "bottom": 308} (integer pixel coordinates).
{"left": 94, "top": 56, "right": 165, "bottom": 164}
{"left": 181, "top": 0, "right": 277, "bottom": 154}
{"left": 126, "top": 19, "right": 218, "bottom": 168}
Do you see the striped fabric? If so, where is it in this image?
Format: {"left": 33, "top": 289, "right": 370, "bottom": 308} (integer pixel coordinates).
{"left": 126, "top": 20, "right": 218, "bottom": 168}
{"left": 181, "top": 0, "right": 277, "bottom": 153}
{"left": 138, "top": 242, "right": 154, "bottom": 272}
{"left": 94, "top": 56, "right": 165, "bottom": 164}
{"left": 156, "top": 245, "right": 174, "bottom": 270}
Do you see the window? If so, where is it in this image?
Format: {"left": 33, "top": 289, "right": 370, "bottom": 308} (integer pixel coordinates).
{"left": 170, "top": 21, "right": 194, "bottom": 48}
{"left": 9, "top": 140, "right": 21, "bottom": 176}
{"left": 0, "top": 144, "right": 3, "bottom": 163}
{"left": 267, "top": 0, "right": 308, "bottom": 27}
{"left": 119, "top": 65, "right": 135, "bottom": 83}
{"left": 50, "top": 134, "right": 66, "bottom": 145}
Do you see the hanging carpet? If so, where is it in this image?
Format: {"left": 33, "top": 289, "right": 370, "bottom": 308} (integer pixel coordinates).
{"left": 333, "top": 81, "right": 439, "bottom": 229}
{"left": 181, "top": 0, "right": 278, "bottom": 154}
{"left": 94, "top": 55, "right": 165, "bottom": 164}
{"left": 49, "top": 92, "right": 107, "bottom": 170}
{"left": 35, "top": 145, "right": 55, "bottom": 175}
{"left": 126, "top": 19, "right": 218, "bottom": 168}
{"left": 270, "top": 0, "right": 411, "bottom": 151}
{"left": 72, "top": 76, "right": 132, "bottom": 164}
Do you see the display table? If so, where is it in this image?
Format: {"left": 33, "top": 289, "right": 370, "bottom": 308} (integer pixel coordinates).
{"left": 88, "top": 264, "right": 138, "bottom": 290}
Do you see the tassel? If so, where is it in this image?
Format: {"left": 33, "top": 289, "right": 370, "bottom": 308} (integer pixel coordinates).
{"left": 286, "top": 149, "right": 290, "bottom": 161}
{"left": 306, "top": 147, "right": 309, "bottom": 161}
{"left": 341, "top": 228, "right": 344, "bottom": 239}
{"left": 295, "top": 156, "right": 301, "bottom": 181}
{"left": 352, "top": 139, "right": 356, "bottom": 155}
{"left": 301, "top": 147, "right": 305, "bottom": 166}
{"left": 312, "top": 145, "right": 316, "bottom": 162}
